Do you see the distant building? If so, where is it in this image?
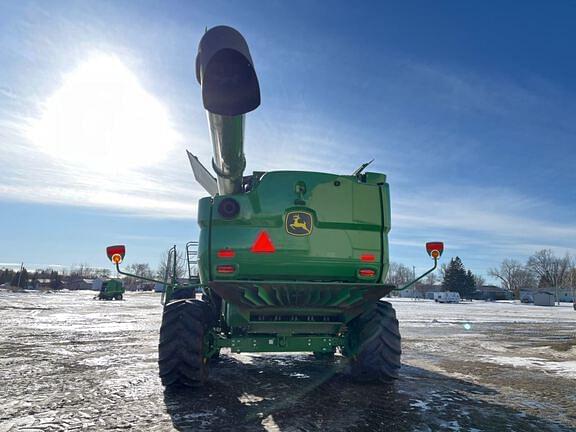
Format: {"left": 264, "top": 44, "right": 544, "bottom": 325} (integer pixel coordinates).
{"left": 473, "top": 285, "right": 512, "bottom": 301}
{"left": 29, "top": 278, "right": 52, "bottom": 290}
{"left": 534, "top": 291, "right": 555, "bottom": 306}
{"left": 524, "top": 288, "right": 575, "bottom": 304}
{"left": 67, "top": 278, "right": 95, "bottom": 290}
{"left": 558, "top": 290, "right": 575, "bottom": 303}
{"left": 520, "top": 289, "right": 534, "bottom": 303}
{"left": 399, "top": 283, "right": 437, "bottom": 298}
{"left": 92, "top": 277, "right": 108, "bottom": 292}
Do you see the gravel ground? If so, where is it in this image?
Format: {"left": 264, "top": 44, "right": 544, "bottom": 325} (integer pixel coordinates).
{"left": 1, "top": 290, "right": 575, "bottom": 431}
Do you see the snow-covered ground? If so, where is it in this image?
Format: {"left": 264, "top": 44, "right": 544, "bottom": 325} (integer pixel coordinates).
{"left": 392, "top": 299, "right": 576, "bottom": 377}
{"left": 393, "top": 297, "right": 575, "bottom": 324}
{"left": 391, "top": 298, "right": 576, "bottom": 431}
{"left": 0, "top": 291, "right": 574, "bottom": 431}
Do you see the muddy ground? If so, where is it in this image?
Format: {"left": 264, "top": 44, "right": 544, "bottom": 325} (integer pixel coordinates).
{"left": 1, "top": 290, "right": 575, "bottom": 431}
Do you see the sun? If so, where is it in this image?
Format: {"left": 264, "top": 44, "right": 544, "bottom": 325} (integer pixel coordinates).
{"left": 27, "top": 53, "right": 179, "bottom": 169}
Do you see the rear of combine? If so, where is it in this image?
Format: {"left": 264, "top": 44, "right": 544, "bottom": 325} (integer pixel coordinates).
{"left": 96, "top": 279, "right": 124, "bottom": 301}
{"left": 162, "top": 167, "right": 401, "bottom": 385}
{"left": 107, "top": 26, "right": 443, "bottom": 388}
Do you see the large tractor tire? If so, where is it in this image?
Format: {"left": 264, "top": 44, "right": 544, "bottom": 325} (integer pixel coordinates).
{"left": 346, "top": 300, "right": 401, "bottom": 382}
{"left": 158, "top": 299, "right": 211, "bottom": 387}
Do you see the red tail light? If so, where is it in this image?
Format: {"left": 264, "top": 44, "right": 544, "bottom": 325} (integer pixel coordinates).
{"left": 251, "top": 231, "right": 275, "bottom": 253}
{"left": 216, "top": 265, "right": 236, "bottom": 274}
{"left": 360, "top": 254, "right": 376, "bottom": 262}
{"left": 359, "top": 268, "right": 376, "bottom": 278}
{"left": 217, "top": 249, "right": 235, "bottom": 258}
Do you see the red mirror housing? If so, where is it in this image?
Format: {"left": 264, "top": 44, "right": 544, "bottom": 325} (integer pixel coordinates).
{"left": 106, "top": 245, "right": 126, "bottom": 264}
{"left": 426, "top": 242, "right": 444, "bottom": 259}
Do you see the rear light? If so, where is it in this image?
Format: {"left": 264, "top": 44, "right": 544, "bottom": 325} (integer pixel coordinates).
{"left": 251, "top": 231, "right": 275, "bottom": 253}
{"left": 360, "top": 253, "right": 376, "bottom": 262}
{"left": 216, "top": 265, "right": 236, "bottom": 274}
{"left": 426, "top": 242, "right": 444, "bottom": 258}
{"left": 106, "top": 245, "right": 125, "bottom": 264}
{"left": 217, "top": 249, "right": 235, "bottom": 258}
{"left": 359, "top": 268, "right": 376, "bottom": 278}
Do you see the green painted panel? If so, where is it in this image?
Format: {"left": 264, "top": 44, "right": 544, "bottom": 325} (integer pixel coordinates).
{"left": 199, "top": 170, "right": 389, "bottom": 284}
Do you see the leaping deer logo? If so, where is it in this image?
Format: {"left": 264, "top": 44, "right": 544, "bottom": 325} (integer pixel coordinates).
{"left": 286, "top": 212, "right": 312, "bottom": 236}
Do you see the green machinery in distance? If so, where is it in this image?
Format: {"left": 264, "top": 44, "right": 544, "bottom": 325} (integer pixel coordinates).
{"left": 107, "top": 26, "right": 444, "bottom": 387}
{"left": 95, "top": 279, "right": 124, "bottom": 301}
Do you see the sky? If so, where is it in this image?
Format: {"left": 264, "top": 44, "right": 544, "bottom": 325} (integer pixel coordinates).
{"left": 0, "top": 1, "right": 575, "bottom": 280}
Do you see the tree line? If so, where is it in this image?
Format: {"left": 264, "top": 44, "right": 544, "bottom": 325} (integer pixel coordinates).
{"left": 489, "top": 249, "right": 575, "bottom": 301}
{"left": 387, "top": 248, "right": 576, "bottom": 301}
{"left": 0, "top": 248, "right": 189, "bottom": 290}
{"left": 387, "top": 256, "right": 482, "bottom": 299}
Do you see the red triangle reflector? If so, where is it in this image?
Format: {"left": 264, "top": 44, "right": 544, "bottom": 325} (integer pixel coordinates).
{"left": 251, "top": 230, "right": 275, "bottom": 253}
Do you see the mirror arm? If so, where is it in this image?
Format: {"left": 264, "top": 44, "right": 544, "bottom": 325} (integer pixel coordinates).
{"left": 394, "top": 257, "right": 438, "bottom": 292}
{"left": 115, "top": 262, "right": 167, "bottom": 286}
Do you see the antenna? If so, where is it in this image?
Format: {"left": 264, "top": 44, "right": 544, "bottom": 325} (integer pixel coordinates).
{"left": 352, "top": 159, "right": 374, "bottom": 177}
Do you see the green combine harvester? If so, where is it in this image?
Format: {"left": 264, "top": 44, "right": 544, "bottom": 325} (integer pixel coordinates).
{"left": 96, "top": 279, "right": 124, "bottom": 301}
{"left": 106, "top": 25, "right": 443, "bottom": 387}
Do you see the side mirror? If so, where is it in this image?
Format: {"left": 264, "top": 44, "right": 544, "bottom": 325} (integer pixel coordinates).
{"left": 106, "top": 245, "right": 126, "bottom": 264}
{"left": 426, "top": 242, "right": 444, "bottom": 259}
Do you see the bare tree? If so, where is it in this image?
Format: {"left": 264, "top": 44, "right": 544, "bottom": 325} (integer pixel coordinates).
{"left": 425, "top": 271, "right": 439, "bottom": 286}
{"left": 70, "top": 263, "right": 97, "bottom": 279}
{"left": 126, "top": 263, "right": 153, "bottom": 279}
{"left": 489, "top": 258, "right": 536, "bottom": 300}
{"left": 526, "top": 250, "right": 571, "bottom": 305}
{"left": 386, "top": 262, "right": 413, "bottom": 289}
{"left": 124, "top": 263, "right": 154, "bottom": 290}
{"left": 93, "top": 268, "right": 111, "bottom": 278}
{"left": 567, "top": 260, "right": 576, "bottom": 304}
{"left": 157, "top": 248, "right": 187, "bottom": 282}
{"left": 473, "top": 274, "right": 486, "bottom": 289}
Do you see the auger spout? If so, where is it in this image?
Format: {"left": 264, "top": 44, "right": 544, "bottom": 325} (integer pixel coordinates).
{"left": 195, "top": 25, "right": 260, "bottom": 195}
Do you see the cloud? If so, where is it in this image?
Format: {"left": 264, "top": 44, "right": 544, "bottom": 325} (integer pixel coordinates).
{"left": 389, "top": 184, "right": 576, "bottom": 273}
{"left": 1, "top": 19, "right": 574, "bottom": 279}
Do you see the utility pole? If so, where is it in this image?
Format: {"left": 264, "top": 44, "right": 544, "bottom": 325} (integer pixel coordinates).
{"left": 16, "top": 262, "right": 23, "bottom": 288}
{"left": 413, "top": 266, "right": 416, "bottom": 300}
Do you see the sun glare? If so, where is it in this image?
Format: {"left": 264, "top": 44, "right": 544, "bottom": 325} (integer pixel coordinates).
{"left": 28, "top": 53, "right": 178, "bottom": 169}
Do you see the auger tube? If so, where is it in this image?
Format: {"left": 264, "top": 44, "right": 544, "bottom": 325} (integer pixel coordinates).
{"left": 196, "top": 25, "right": 260, "bottom": 195}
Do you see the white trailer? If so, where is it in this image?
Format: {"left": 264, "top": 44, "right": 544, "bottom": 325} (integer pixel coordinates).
{"left": 433, "top": 292, "right": 461, "bottom": 303}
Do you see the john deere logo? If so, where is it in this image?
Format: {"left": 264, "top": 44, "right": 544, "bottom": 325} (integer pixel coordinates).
{"left": 286, "top": 211, "right": 313, "bottom": 236}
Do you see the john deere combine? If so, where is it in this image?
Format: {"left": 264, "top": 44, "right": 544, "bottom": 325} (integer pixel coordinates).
{"left": 95, "top": 279, "right": 124, "bottom": 301}
{"left": 107, "top": 26, "right": 443, "bottom": 387}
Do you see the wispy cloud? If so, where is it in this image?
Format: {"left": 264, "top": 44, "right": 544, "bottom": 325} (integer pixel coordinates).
{"left": 390, "top": 184, "right": 576, "bottom": 273}
{"left": 1, "top": 6, "right": 575, "bottom": 278}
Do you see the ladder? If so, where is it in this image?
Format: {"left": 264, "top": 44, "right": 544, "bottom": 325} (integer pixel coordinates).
{"left": 186, "top": 241, "right": 199, "bottom": 282}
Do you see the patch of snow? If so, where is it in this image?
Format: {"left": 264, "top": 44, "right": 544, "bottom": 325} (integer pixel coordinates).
{"left": 288, "top": 372, "right": 310, "bottom": 379}
{"left": 438, "top": 420, "right": 461, "bottom": 431}
{"left": 238, "top": 393, "right": 264, "bottom": 405}
{"left": 410, "top": 399, "right": 430, "bottom": 411}
{"left": 485, "top": 356, "right": 576, "bottom": 379}
{"left": 262, "top": 414, "right": 281, "bottom": 432}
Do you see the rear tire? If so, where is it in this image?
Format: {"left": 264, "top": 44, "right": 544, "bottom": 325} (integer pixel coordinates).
{"left": 158, "top": 299, "right": 211, "bottom": 387}
{"left": 172, "top": 287, "right": 197, "bottom": 300}
{"left": 345, "top": 300, "right": 401, "bottom": 382}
